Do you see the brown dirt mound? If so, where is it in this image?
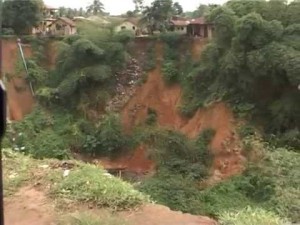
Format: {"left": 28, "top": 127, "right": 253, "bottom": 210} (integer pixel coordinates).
{"left": 2, "top": 39, "right": 35, "bottom": 121}
{"left": 118, "top": 42, "right": 245, "bottom": 181}
{"left": 4, "top": 186, "right": 55, "bottom": 225}
{"left": 122, "top": 204, "right": 217, "bottom": 225}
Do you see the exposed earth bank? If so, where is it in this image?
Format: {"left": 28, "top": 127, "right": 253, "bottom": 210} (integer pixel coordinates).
{"left": 5, "top": 186, "right": 217, "bottom": 225}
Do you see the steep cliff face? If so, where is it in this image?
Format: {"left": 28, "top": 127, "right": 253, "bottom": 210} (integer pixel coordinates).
{"left": 1, "top": 39, "right": 35, "bottom": 121}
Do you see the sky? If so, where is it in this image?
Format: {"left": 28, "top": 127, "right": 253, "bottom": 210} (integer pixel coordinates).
{"left": 44, "top": 0, "right": 226, "bottom": 15}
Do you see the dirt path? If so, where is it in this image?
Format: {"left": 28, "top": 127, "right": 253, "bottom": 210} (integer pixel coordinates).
{"left": 4, "top": 186, "right": 56, "bottom": 225}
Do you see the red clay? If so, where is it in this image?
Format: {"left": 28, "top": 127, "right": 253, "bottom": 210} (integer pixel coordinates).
{"left": 4, "top": 186, "right": 55, "bottom": 225}
{"left": 1, "top": 39, "right": 35, "bottom": 121}
{"left": 118, "top": 41, "right": 245, "bottom": 181}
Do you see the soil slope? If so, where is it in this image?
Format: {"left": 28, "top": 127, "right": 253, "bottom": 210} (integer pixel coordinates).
{"left": 116, "top": 42, "right": 245, "bottom": 181}
{"left": 1, "top": 39, "right": 35, "bottom": 121}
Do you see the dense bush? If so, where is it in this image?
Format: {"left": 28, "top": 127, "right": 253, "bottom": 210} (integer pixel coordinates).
{"left": 114, "top": 30, "right": 135, "bottom": 45}
{"left": 183, "top": 3, "right": 300, "bottom": 148}
{"left": 138, "top": 128, "right": 218, "bottom": 214}
{"left": 161, "top": 60, "right": 178, "bottom": 84}
{"left": 83, "top": 114, "right": 128, "bottom": 156}
{"left": 5, "top": 107, "right": 85, "bottom": 160}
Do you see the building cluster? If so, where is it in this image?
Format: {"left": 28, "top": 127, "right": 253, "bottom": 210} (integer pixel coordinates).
{"left": 32, "top": 5, "right": 77, "bottom": 36}
{"left": 32, "top": 5, "right": 213, "bottom": 39}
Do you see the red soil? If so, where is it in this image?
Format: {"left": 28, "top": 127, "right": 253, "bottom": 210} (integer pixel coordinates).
{"left": 110, "top": 41, "right": 245, "bottom": 181}
{"left": 1, "top": 39, "right": 35, "bottom": 121}
{"left": 4, "top": 186, "right": 55, "bottom": 225}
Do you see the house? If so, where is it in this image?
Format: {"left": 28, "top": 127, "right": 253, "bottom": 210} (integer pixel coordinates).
{"left": 187, "top": 17, "right": 214, "bottom": 39}
{"left": 169, "top": 16, "right": 189, "bottom": 34}
{"left": 115, "top": 18, "right": 141, "bottom": 36}
{"left": 32, "top": 4, "right": 58, "bottom": 35}
{"left": 47, "top": 17, "right": 77, "bottom": 36}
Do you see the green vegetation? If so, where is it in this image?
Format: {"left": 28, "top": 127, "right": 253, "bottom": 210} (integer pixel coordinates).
{"left": 140, "top": 0, "right": 184, "bottom": 33}
{"left": 180, "top": 0, "right": 300, "bottom": 151}
{"left": 2, "top": 0, "right": 43, "bottom": 35}
{"left": 219, "top": 207, "right": 286, "bottom": 225}
{"left": 51, "top": 164, "right": 148, "bottom": 210}
{"left": 3, "top": 149, "right": 148, "bottom": 211}
{"left": 137, "top": 128, "right": 216, "bottom": 214}
{"left": 3, "top": 1, "right": 299, "bottom": 224}
{"left": 82, "top": 114, "right": 129, "bottom": 157}
{"left": 160, "top": 33, "right": 182, "bottom": 83}
{"left": 4, "top": 107, "right": 81, "bottom": 159}
{"left": 2, "top": 149, "right": 36, "bottom": 196}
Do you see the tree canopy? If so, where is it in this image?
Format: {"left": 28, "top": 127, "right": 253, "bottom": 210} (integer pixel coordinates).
{"left": 140, "top": 0, "right": 184, "bottom": 33}
{"left": 187, "top": 0, "right": 300, "bottom": 139}
{"left": 2, "top": 0, "right": 43, "bottom": 34}
{"left": 86, "top": 0, "right": 104, "bottom": 15}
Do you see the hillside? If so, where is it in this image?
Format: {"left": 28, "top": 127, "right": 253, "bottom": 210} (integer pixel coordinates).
{"left": 1, "top": 1, "right": 300, "bottom": 224}
{"left": 3, "top": 149, "right": 216, "bottom": 225}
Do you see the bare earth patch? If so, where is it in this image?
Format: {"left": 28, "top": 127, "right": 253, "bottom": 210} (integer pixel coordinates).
{"left": 121, "top": 204, "right": 218, "bottom": 225}
{"left": 4, "top": 186, "right": 56, "bottom": 225}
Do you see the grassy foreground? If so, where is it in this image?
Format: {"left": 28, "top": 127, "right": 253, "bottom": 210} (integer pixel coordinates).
{"left": 2, "top": 148, "right": 149, "bottom": 211}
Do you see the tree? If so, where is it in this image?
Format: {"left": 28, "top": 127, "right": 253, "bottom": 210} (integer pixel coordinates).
{"left": 2, "top": 0, "right": 43, "bottom": 34}
{"left": 133, "top": 0, "right": 144, "bottom": 14}
{"left": 140, "top": 0, "right": 181, "bottom": 33}
{"left": 86, "top": 0, "right": 104, "bottom": 15}
{"left": 191, "top": 4, "right": 300, "bottom": 135}
{"left": 173, "top": 2, "right": 183, "bottom": 15}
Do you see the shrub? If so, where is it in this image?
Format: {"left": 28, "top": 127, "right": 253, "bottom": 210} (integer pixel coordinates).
{"left": 238, "top": 124, "right": 256, "bottom": 138}
{"left": 159, "top": 32, "right": 182, "bottom": 47}
{"left": 97, "top": 114, "right": 128, "bottom": 155}
{"left": 162, "top": 60, "right": 178, "bottom": 83}
{"left": 51, "top": 164, "right": 148, "bottom": 210}
{"left": 145, "top": 108, "right": 157, "bottom": 125}
{"left": 139, "top": 171, "right": 204, "bottom": 214}
{"left": 219, "top": 207, "right": 286, "bottom": 225}
{"left": 114, "top": 30, "right": 135, "bottom": 45}
{"left": 83, "top": 114, "right": 128, "bottom": 156}
{"left": 27, "top": 130, "right": 70, "bottom": 160}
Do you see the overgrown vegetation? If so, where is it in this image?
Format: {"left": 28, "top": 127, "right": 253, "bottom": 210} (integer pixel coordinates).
{"left": 181, "top": 1, "right": 300, "bottom": 150}
{"left": 137, "top": 128, "right": 216, "bottom": 213}
{"left": 82, "top": 114, "right": 129, "bottom": 157}
{"left": 160, "top": 33, "right": 182, "bottom": 84}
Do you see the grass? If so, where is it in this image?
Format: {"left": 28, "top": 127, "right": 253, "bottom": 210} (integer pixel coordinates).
{"left": 58, "top": 212, "right": 130, "bottom": 225}
{"left": 49, "top": 163, "right": 148, "bottom": 210}
{"left": 219, "top": 207, "right": 286, "bottom": 225}
{"left": 2, "top": 149, "right": 36, "bottom": 196}
{"left": 3, "top": 149, "right": 148, "bottom": 211}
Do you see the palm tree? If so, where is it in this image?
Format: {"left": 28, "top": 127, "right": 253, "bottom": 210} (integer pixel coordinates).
{"left": 86, "top": 0, "right": 104, "bottom": 16}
